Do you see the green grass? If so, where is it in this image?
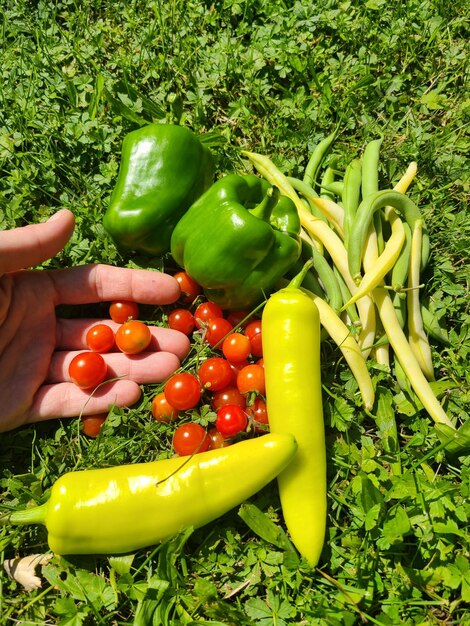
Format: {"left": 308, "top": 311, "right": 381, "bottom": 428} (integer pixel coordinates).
{"left": 0, "top": 0, "right": 469, "bottom": 624}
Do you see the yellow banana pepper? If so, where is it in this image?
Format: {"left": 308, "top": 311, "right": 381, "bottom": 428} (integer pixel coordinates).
{"left": 262, "top": 263, "right": 326, "bottom": 566}
{"left": 7, "top": 433, "right": 297, "bottom": 555}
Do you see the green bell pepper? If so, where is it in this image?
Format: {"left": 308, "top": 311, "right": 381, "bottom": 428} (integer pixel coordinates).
{"left": 103, "top": 123, "right": 214, "bottom": 256}
{"left": 170, "top": 174, "right": 302, "bottom": 310}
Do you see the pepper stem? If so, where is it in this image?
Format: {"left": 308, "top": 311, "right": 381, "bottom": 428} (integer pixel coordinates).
{"left": 249, "top": 186, "right": 280, "bottom": 222}
{"left": 288, "top": 258, "right": 315, "bottom": 289}
{"left": 5, "top": 501, "right": 49, "bottom": 527}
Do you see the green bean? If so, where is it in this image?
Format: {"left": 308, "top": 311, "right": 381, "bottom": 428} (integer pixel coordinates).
{"left": 407, "top": 219, "right": 435, "bottom": 381}
{"left": 288, "top": 177, "right": 344, "bottom": 233}
{"left": 303, "top": 130, "right": 337, "bottom": 188}
{"left": 361, "top": 138, "right": 383, "bottom": 199}
{"left": 391, "top": 222, "right": 412, "bottom": 292}
{"left": 392, "top": 291, "right": 406, "bottom": 330}
{"left": 333, "top": 266, "right": 360, "bottom": 325}
{"left": 319, "top": 155, "right": 340, "bottom": 200}
{"left": 348, "top": 190, "right": 430, "bottom": 283}
{"left": 321, "top": 181, "right": 344, "bottom": 197}
{"left": 310, "top": 247, "right": 343, "bottom": 312}
{"left": 342, "top": 208, "right": 406, "bottom": 309}
{"left": 286, "top": 176, "right": 326, "bottom": 222}
{"left": 374, "top": 211, "right": 385, "bottom": 255}
{"left": 361, "top": 138, "right": 385, "bottom": 255}
{"left": 305, "top": 290, "right": 375, "bottom": 410}
{"left": 374, "top": 340, "right": 390, "bottom": 369}
{"left": 374, "top": 287, "right": 453, "bottom": 427}
{"left": 342, "top": 158, "right": 362, "bottom": 247}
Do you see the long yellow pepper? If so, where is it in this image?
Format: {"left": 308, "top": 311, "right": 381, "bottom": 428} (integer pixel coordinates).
{"left": 7, "top": 434, "right": 297, "bottom": 555}
{"left": 262, "top": 266, "right": 326, "bottom": 566}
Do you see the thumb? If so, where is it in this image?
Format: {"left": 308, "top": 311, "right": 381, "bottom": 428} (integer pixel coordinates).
{"left": 0, "top": 209, "right": 75, "bottom": 274}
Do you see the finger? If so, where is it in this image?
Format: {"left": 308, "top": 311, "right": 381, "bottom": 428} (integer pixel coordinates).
{"left": 48, "top": 350, "right": 182, "bottom": 385}
{"left": 56, "top": 318, "right": 190, "bottom": 361}
{"left": 28, "top": 380, "right": 143, "bottom": 422}
{"left": 48, "top": 264, "right": 181, "bottom": 306}
{"left": 0, "top": 210, "right": 75, "bottom": 275}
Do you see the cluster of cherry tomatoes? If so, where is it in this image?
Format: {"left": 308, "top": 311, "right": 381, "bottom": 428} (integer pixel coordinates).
{"left": 158, "top": 272, "right": 268, "bottom": 456}
{"left": 75, "top": 272, "right": 270, "bottom": 449}
{"left": 69, "top": 300, "right": 152, "bottom": 437}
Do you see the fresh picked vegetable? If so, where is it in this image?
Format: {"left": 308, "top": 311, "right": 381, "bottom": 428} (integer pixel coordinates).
{"left": 103, "top": 123, "right": 214, "bottom": 256}
{"left": 170, "top": 173, "right": 302, "bottom": 310}
{"left": 6, "top": 433, "right": 297, "bottom": 555}
{"left": 262, "top": 262, "right": 326, "bottom": 566}
{"left": 244, "top": 143, "right": 458, "bottom": 436}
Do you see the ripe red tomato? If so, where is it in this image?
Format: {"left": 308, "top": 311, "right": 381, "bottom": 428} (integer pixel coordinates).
{"left": 211, "top": 386, "right": 247, "bottom": 411}
{"left": 228, "top": 359, "right": 250, "bottom": 381}
{"left": 168, "top": 308, "right": 195, "bottom": 335}
{"left": 69, "top": 352, "right": 108, "bottom": 389}
{"left": 164, "top": 373, "right": 201, "bottom": 411}
{"left": 245, "top": 319, "right": 263, "bottom": 357}
{"left": 198, "top": 357, "right": 233, "bottom": 391}
{"left": 222, "top": 332, "right": 251, "bottom": 362}
{"left": 193, "top": 301, "right": 224, "bottom": 329}
{"left": 151, "top": 392, "right": 179, "bottom": 423}
{"left": 85, "top": 324, "right": 115, "bottom": 353}
{"left": 247, "top": 397, "right": 269, "bottom": 431}
{"left": 226, "top": 310, "right": 252, "bottom": 329}
{"left": 173, "top": 422, "right": 210, "bottom": 456}
{"left": 109, "top": 300, "right": 139, "bottom": 324}
{"left": 208, "top": 427, "right": 230, "bottom": 449}
{"left": 81, "top": 414, "right": 107, "bottom": 437}
{"left": 205, "top": 317, "right": 233, "bottom": 348}
{"left": 215, "top": 404, "right": 248, "bottom": 438}
{"left": 174, "top": 271, "right": 202, "bottom": 304}
{"left": 115, "top": 320, "right": 152, "bottom": 355}
{"left": 236, "top": 364, "right": 266, "bottom": 395}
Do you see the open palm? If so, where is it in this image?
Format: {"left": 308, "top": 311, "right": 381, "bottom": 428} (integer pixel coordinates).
{"left": 0, "top": 210, "right": 190, "bottom": 432}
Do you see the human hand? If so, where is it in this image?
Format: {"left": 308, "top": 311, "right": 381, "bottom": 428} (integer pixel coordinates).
{"left": 0, "top": 209, "right": 190, "bottom": 432}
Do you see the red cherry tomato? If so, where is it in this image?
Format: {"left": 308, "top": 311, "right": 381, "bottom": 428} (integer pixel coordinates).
{"left": 164, "top": 373, "right": 201, "bottom": 411}
{"left": 69, "top": 352, "right": 107, "bottom": 389}
{"left": 222, "top": 332, "right": 251, "bottom": 362}
{"left": 208, "top": 427, "right": 230, "bottom": 449}
{"left": 151, "top": 392, "right": 179, "bottom": 423}
{"left": 247, "top": 397, "right": 269, "bottom": 431}
{"left": 173, "top": 422, "right": 210, "bottom": 456}
{"left": 167, "top": 308, "right": 195, "bottom": 335}
{"left": 115, "top": 320, "right": 152, "bottom": 355}
{"left": 81, "top": 414, "right": 107, "bottom": 438}
{"left": 226, "top": 310, "right": 251, "bottom": 329}
{"left": 109, "top": 300, "right": 139, "bottom": 324}
{"left": 215, "top": 405, "right": 248, "bottom": 438}
{"left": 85, "top": 324, "right": 115, "bottom": 353}
{"left": 236, "top": 364, "right": 266, "bottom": 395}
{"left": 245, "top": 319, "right": 263, "bottom": 357}
{"left": 198, "top": 357, "right": 233, "bottom": 391}
{"left": 211, "top": 386, "right": 247, "bottom": 411}
{"left": 174, "top": 271, "right": 202, "bottom": 304}
{"left": 193, "top": 301, "right": 224, "bottom": 329}
{"left": 228, "top": 359, "right": 250, "bottom": 382}
{"left": 205, "top": 317, "right": 233, "bottom": 348}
